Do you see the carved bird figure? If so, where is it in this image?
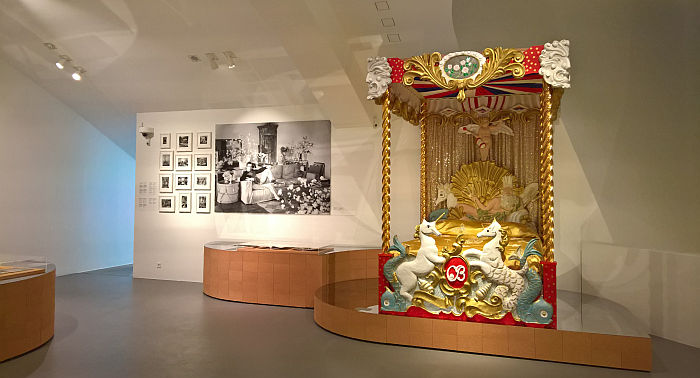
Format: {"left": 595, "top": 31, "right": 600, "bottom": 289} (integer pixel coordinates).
{"left": 457, "top": 116, "right": 514, "bottom": 161}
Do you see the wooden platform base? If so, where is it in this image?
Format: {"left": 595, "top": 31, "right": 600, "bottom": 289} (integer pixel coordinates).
{"left": 204, "top": 245, "right": 651, "bottom": 371}
{"left": 313, "top": 278, "right": 652, "bottom": 371}
{"left": 0, "top": 267, "right": 55, "bottom": 362}
{"left": 203, "top": 246, "right": 322, "bottom": 308}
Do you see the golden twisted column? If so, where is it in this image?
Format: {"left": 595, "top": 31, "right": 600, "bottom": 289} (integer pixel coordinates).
{"left": 419, "top": 101, "right": 427, "bottom": 221}
{"left": 381, "top": 91, "right": 392, "bottom": 253}
{"left": 538, "top": 83, "right": 555, "bottom": 261}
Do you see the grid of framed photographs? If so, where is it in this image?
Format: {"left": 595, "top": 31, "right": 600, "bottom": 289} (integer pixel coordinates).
{"left": 159, "top": 131, "right": 213, "bottom": 213}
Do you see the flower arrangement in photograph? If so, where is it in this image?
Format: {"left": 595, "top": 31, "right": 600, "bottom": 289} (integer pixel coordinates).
{"left": 221, "top": 170, "right": 235, "bottom": 184}
{"left": 296, "top": 136, "right": 314, "bottom": 161}
{"left": 278, "top": 178, "right": 330, "bottom": 215}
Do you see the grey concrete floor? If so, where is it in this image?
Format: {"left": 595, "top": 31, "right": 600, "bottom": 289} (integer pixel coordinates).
{"left": 0, "top": 265, "right": 697, "bottom": 378}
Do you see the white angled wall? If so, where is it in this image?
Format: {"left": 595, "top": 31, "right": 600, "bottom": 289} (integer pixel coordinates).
{"left": 134, "top": 107, "right": 420, "bottom": 282}
{"left": 0, "top": 58, "right": 135, "bottom": 275}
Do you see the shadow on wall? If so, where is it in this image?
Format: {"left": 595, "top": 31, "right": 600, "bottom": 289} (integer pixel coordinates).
{"left": 452, "top": 0, "right": 700, "bottom": 257}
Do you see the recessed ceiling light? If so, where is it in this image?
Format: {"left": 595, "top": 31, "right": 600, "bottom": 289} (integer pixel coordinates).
{"left": 381, "top": 18, "right": 395, "bottom": 27}
{"left": 387, "top": 33, "right": 401, "bottom": 43}
{"left": 189, "top": 55, "right": 201, "bottom": 62}
{"left": 43, "top": 42, "right": 57, "bottom": 50}
{"left": 375, "top": 1, "right": 389, "bottom": 11}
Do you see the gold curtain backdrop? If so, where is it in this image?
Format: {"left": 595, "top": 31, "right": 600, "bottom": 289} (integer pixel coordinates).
{"left": 424, "top": 106, "right": 542, "bottom": 230}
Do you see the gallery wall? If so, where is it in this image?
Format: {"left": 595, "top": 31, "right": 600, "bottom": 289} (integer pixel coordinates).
{"left": 0, "top": 58, "right": 135, "bottom": 275}
{"left": 450, "top": 0, "right": 699, "bottom": 347}
{"left": 134, "top": 106, "right": 420, "bottom": 282}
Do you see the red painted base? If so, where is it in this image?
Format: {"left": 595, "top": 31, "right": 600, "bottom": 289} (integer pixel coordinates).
{"left": 378, "top": 254, "right": 557, "bottom": 329}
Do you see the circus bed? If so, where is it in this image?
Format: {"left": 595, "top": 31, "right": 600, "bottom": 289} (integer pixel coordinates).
{"left": 366, "top": 41, "right": 570, "bottom": 329}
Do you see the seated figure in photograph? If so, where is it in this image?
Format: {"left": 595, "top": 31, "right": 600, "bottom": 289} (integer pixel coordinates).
{"left": 240, "top": 162, "right": 280, "bottom": 200}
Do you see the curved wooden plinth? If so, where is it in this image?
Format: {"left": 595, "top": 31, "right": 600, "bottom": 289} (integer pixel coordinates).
{"left": 204, "top": 246, "right": 323, "bottom": 308}
{"left": 0, "top": 269, "right": 55, "bottom": 362}
{"left": 204, "top": 246, "right": 381, "bottom": 308}
{"left": 313, "top": 279, "right": 652, "bottom": 372}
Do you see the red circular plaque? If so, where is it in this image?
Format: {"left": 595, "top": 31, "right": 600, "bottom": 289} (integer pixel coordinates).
{"left": 444, "top": 257, "right": 468, "bottom": 288}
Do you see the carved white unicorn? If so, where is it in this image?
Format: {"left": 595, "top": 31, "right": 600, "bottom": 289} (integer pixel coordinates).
{"left": 461, "top": 219, "right": 524, "bottom": 311}
{"left": 395, "top": 219, "right": 445, "bottom": 302}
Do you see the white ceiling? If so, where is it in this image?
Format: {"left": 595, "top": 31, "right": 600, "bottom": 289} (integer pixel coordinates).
{"left": 0, "top": 0, "right": 458, "bottom": 156}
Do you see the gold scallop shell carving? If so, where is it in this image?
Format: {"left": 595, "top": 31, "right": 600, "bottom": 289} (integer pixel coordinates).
{"left": 450, "top": 161, "right": 515, "bottom": 207}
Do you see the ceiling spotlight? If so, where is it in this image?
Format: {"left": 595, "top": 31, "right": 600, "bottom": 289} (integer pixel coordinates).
{"left": 55, "top": 55, "right": 71, "bottom": 70}
{"left": 222, "top": 51, "right": 237, "bottom": 69}
{"left": 71, "top": 67, "right": 85, "bottom": 81}
{"left": 205, "top": 52, "right": 219, "bottom": 70}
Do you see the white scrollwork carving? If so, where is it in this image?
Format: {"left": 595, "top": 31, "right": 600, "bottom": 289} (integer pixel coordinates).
{"left": 366, "top": 56, "right": 392, "bottom": 100}
{"left": 539, "top": 40, "right": 571, "bottom": 88}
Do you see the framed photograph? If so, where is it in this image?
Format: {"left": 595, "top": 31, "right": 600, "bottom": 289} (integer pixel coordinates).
{"left": 195, "top": 192, "right": 210, "bottom": 213}
{"left": 175, "top": 153, "right": 192, "bottom": 171}
{"left": 160, "top": 133, "right": 171, "bottom": 149}
{"left": 214, "top": 120, "right": 331, "bottom": 215}
{"left": 193, "top": 173, "right": 211, "bottom": 190}
{"left": 159, "top": 173, "right": 173, "bottom": 193}
{"left": 175, "top": 173, "right": 192, "bottom": 190}
{"left": 159, "top": 151, "right": 174, "bottom": 171}
{"left": 197, "top": 132, "right": 212, "bottom": 149}
{"left": 194, "top": 153, "right": 211, "bottom": 171}
{"left": 176, "top": 132, "right": 193, "bottom": 152}
{"left": 159, "top": 196, "right": 175, "bottom": 213}
{"left": 178, "top": 192, "right": 191, "bottom": 213}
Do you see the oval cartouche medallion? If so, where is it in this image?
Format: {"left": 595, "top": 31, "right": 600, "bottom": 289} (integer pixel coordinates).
{"left": 440, "top": 51, "right": 486, "bottom": 81}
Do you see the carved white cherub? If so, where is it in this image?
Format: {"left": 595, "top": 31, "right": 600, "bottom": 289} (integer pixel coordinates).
{"left": 457, "top": 116, "right": 514, "bottom": 161}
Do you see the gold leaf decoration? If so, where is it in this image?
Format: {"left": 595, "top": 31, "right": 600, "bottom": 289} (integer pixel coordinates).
{"left": 402, "top": 48, "right": 525, "bottom": 102}
{"left": 450, "top": 161, "right": 518, "bottom": 208}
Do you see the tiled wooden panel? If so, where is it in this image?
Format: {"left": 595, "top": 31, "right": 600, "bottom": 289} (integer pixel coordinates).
{"left": 204, "top": 247, "right": 380, "bottom": 309}
{"left": 312, "top": 279, "right": 652, "bottom": 372}
{"left": 206, "top": 246, "right": 653, "bottom": 372}
{"left": 0, "top": 270, "right": 55, "bottom": 362}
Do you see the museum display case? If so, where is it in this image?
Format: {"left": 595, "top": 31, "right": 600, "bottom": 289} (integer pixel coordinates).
{"left": 0, "top": 254, "right": 55, "bottom": 362}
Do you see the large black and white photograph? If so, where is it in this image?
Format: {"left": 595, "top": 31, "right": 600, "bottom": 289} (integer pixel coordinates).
{"left": 215, "top": 120, "right": 331, "bottom": 215}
